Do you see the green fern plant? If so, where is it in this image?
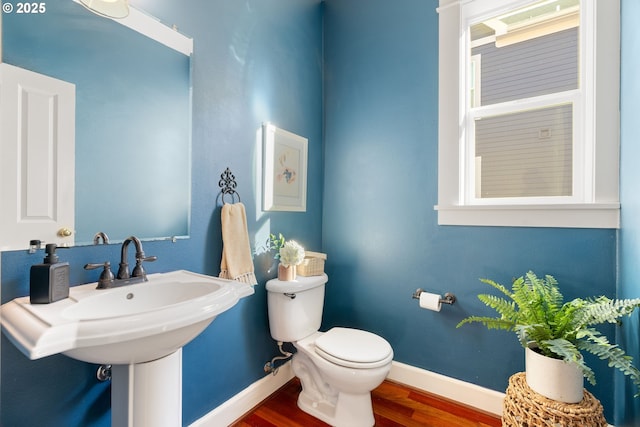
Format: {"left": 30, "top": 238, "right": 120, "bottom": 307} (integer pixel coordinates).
{"left": 457, "top": 271, "right": 640, "bottom": 393}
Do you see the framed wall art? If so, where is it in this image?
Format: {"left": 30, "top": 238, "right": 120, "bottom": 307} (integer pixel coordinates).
{"left": 262, "top": 123, "right": 308, "bottom": 212}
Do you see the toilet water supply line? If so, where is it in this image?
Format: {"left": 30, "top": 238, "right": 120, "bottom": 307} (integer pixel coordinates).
{"left": 264, "top": 341, "right": 293, "bottom": 375}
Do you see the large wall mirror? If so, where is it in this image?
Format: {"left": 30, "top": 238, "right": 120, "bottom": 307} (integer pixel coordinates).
{"left": 2, "top": 1, "right": 192, "bottom": 247}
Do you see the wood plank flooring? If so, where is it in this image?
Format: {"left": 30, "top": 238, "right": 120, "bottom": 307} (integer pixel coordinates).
{"left": 231, "top": 378, "right": 502, "bottom": 427}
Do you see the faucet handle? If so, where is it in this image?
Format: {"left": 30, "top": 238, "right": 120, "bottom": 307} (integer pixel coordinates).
{"left": 84, "top": 261, "right": 115, "bottom": 289}
{"left": 139, "top": 255, "right": 158, "bottom": 263}
{"left": 131, "top": 255, "right": 157, "bottom": 279}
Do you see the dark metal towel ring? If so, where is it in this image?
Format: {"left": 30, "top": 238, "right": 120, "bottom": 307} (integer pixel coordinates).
{"left": 219, "top": 167, "right": 241, "bottom": 204}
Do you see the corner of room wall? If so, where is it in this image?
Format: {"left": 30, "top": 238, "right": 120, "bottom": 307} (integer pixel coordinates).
{"left": 614, "top": 0, "right": 640, "bottom": 424}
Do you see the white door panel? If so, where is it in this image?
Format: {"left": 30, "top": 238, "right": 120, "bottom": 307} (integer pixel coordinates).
{"left": 1, "top": 63, "right": 75, "bottom": 250}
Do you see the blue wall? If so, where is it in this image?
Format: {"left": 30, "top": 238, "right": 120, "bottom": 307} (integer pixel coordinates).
{"left": 321, "top": 0, "right": 619, "bottom": 422}
{"left": 1, "top": 1, "right": 323, "bottom": 426}
{"left": 2, "top": 0, "right": 639, "bottom": 426}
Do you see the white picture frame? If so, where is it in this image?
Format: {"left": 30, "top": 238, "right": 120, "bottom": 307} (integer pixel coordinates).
{"left": 262, "top": 123, "right": 308, "bottom": 212}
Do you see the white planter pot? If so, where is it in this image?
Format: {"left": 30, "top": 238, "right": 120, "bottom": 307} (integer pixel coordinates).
{"left": 525, "top": 345, "right": 584, "bottom": 403}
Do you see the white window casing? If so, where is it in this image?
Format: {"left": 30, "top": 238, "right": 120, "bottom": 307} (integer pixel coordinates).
{"left": 435, "top": 0, "right": 620, "bottom": 228}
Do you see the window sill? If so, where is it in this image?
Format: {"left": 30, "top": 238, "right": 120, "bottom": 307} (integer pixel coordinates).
{"left": 434, "top": 203, "right": 620, "bottom": 229}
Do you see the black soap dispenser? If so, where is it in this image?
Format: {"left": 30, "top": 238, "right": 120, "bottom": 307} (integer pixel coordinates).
{"left": 30, "top": 243, "right": 70, "bottom": 304}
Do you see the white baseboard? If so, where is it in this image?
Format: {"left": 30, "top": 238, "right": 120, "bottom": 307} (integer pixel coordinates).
{"left": 387, "top": 361, "right": 504, "bottom": 416}
{"left": 386, "top": 362, "right": 615, "bottom": 427}
{"left": 188, "top": 363, "right": 294, "bottom": 427}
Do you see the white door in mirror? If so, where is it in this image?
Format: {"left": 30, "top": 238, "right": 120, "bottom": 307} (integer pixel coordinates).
{"left": 0, "top": 63, "right": 75, "bottom": 250}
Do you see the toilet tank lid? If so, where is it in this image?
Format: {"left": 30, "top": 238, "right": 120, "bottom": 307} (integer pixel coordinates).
{"left": 266, "top": 273, "right": 328, "bottom": 293}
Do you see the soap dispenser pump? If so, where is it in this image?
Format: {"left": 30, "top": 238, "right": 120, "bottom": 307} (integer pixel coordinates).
{"left": 30, "top": 243, "right": 70, "bottom": 304}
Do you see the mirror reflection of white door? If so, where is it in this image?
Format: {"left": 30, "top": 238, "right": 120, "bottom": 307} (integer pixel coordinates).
{"left": 0, "top": 63, "right": 75, "bottom": 250}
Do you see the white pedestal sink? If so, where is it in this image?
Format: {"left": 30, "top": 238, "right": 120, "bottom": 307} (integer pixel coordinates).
{"left": 1, "top": 270, "right": 254, "bottom": 427}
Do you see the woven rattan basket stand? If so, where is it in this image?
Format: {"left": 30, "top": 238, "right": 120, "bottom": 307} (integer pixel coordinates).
{"left": 502, "top": 373, "right": 608, "bottom": 427}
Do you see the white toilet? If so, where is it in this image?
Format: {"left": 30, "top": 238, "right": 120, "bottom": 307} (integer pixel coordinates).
{"left": 266, "top": 273, "right": 393, "bottom": 427}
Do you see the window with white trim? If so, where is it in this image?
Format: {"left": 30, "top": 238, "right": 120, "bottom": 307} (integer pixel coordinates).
{"left": 435, "top": 0, "right": 620, "bottom": 228}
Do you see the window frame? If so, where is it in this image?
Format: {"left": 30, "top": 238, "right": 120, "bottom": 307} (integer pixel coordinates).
{"left": 435, "top": 0, "right": 620, "bottom": 228}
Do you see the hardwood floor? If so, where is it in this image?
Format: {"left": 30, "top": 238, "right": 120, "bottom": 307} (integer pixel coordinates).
{"left": 231, "top": 378, "right": 502, "bottom": 427}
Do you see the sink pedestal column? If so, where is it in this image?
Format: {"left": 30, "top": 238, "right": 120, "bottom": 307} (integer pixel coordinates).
{"left": 111, "top": 349, "right": 182, "bottom": 427}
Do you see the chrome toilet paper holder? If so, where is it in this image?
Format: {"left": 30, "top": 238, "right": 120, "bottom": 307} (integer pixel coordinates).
{"left": 412, "top": 289, "right": 457, "bottom": 305}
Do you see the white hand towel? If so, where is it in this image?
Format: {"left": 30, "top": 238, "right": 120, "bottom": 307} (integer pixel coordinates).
{"left": 219, "top": 202, "right": 257, "bottom": 285}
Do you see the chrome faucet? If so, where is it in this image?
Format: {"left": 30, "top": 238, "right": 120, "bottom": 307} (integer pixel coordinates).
{"left": 84, "top": 235, "right": 157, "bottom": 289}
{"left": 117, "top": 236, "right": 157, "bottom": 281}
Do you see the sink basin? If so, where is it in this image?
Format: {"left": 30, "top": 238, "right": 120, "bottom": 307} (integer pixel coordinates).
{"left": 2, "top": 269, "right": 255, "bottom": 426}
{"left": 0, "top": 270, "right": 254, "bottom": 364}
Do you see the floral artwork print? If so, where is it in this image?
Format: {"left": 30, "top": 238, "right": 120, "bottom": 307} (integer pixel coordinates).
{"left": 262, "top": 123, "right": 307, "bottom": 211}
{"left": 274, "top": 146, "right": 300, "bottom": 198}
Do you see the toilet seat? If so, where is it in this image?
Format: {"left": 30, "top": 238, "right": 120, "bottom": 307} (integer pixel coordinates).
{"left": 314, "top": 327, "right": 393, "bottom": 369}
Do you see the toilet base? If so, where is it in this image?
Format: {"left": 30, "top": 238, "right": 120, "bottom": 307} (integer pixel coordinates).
{"left": 292, "top": 345, "right": 380, "bottom": 427}
{"left": 298, "top": 389, "right": 375, "bottom": 427}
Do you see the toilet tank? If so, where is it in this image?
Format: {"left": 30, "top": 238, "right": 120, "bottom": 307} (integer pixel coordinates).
{"left": 266, "top": 274, "right": 328, "bottom": 342}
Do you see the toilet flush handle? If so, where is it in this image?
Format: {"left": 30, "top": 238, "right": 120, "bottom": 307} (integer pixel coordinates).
{"left": 284, "top": 293, "right": 296, "bottom": 299}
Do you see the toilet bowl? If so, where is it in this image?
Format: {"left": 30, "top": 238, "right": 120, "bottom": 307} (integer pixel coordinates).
{"left": 292, "top": 328, "right": 393, "bottom": 426}
{"left": 266, "top": 274, "right": 394, "bottom": 427}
